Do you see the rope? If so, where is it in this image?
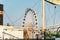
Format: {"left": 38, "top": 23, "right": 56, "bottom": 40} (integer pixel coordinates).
{"left": 31, "top": 0, "right": 41, "bottom": 8}
{"left": 53, "top": 5, "right": 56, "bottom": 28}
{"left": 4, "top": 12, "right": 14, "bottom": 25}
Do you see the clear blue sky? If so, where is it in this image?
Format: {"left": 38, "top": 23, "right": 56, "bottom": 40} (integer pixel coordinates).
{"left": 0, "top": 0, "right": 60, "bottom": 27}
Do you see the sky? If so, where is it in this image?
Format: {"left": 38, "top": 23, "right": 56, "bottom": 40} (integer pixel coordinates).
{"left": 0, "top": 0, "right": 60, "bottom": 28}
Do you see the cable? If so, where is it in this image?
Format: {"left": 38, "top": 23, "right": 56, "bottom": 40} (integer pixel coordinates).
{"left": 12, "top": 0, "right": 41, "bottom": 26}
{"left": 31, "top": 0, "right": 41, "bottom": 8}
{"left": 4, "top": 11, "right": 22, "bottom": 26}
{"left": 4, "top": 0, "right": 41, "bottom": 26}
{"left": 53, "top": 5, "right": 56, "bottom": 28}
{"left": 45, "top": 2, "right": 48, "bottom": 27}
{"left": 36, "top": 0, "right": 42, "bottom": 13}
{"left": 12, "top": 17, "right": 21, "bottom": 24}
{"left": 45, "top": 2, "right": 51, "bottom": 27}
{"left": 4, "top": 12, "right": 14, "bottom": 25}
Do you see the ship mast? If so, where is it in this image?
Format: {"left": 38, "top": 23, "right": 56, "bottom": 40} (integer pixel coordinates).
{"left": 41, "top": 0, "right": 45, "bottom": 39}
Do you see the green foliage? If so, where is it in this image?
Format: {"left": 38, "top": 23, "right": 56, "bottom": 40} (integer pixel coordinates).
{"left": 44, "top": 30, "right": 60, "bottom": 39}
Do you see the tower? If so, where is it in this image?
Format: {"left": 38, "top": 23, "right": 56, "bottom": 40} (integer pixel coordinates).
{"left": 0, "top": 4, "right": 3, "bottom": 25}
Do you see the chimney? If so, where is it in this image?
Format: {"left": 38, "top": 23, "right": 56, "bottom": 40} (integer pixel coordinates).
{"left": 0, "top": 4, "right": 3, "bottom": 25}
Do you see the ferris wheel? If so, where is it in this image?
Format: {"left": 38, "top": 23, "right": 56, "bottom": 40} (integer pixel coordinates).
{"left": 22, "top": 8, "right": 38, "bottom": 28}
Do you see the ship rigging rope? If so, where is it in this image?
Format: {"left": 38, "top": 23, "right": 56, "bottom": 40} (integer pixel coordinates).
{"left": 45, "top": 2, "right": 51, "bottom": 27}
{"left": 4, "top": 12, "right": 14, "bottom": 24}
{"left": 5, "top": 0, "right": 40, "bottom": 26}
{"left": 11, "top": 17, "right": 21, "bottom": 25}
{"left": 5, "top": 12, "right": 22, "bottom": 26}
{"left": 31, "top": 0, "right": 41, "bottom": 8}
{"left": 4, "top": 0, "right": 40, "bottom": 26}
{"left": 53, "top": 5, "right": 56, "bottom": 28}
{"left": 22, "top": 8, "right": 38, "bottom": 28}
{"left": 13, "top": 0, "right": 40, "bottom": 24}
{"left": 45, "top": 2, "right": 57, "bottom": 28}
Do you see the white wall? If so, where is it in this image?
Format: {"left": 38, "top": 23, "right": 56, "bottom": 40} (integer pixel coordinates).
{"left": 0, "top": 26, "right": 24, "bottom": 39}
